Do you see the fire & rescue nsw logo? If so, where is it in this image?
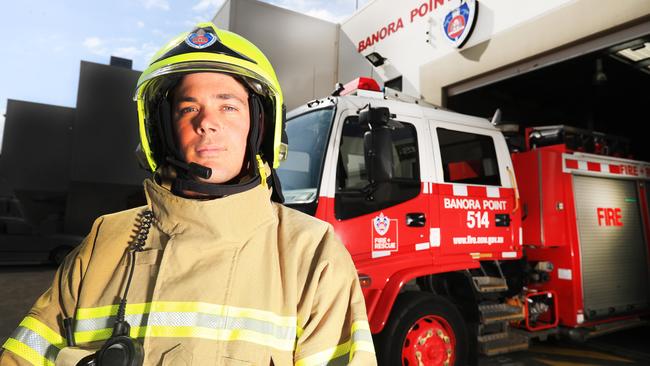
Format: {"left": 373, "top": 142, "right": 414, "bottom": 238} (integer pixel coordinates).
{"left": 442, "top": 0, "right": 478, "bottom": 48}
{"left": 185, "top": 29, "right": 217, "bottom": 49}
{"left": 372, "top": 212, "right": 398, "bottom": 252}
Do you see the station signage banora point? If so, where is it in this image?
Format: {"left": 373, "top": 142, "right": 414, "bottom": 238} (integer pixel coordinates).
{"left": 356, "top": 0, "right": 479, "bottom": 53}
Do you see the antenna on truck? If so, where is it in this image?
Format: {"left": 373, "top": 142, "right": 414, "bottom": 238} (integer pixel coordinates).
{"left": 491, "top": 108, "right": 502, "bottom": 126}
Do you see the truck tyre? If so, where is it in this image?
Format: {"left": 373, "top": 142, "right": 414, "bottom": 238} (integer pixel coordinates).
{"left": 375, "top": 292, "right": 468, "bottom": 366}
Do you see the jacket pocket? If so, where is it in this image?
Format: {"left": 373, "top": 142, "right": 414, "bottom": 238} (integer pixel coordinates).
{"left": 120, "top": 248, "right": 162, "bottom": 266}
{"left": 134, "top": 248, "right": 162, "bottom": 265}
{"left": 162, "top": 344, "right": 192, "bottom": 366}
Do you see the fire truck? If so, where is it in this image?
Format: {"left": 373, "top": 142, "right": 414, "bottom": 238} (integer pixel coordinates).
{"left": 275, "top": 78, "right": 650, "bottom": 365}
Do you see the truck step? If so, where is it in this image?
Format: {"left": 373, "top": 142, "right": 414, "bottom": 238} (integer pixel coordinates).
{"left": 478, "top": 331, "right": 529, "bottom": 356}
{"left": 472, "top": 276, "right": 508, "bottom": 293}
{"left": 479, "top": 303, "right": 525, "bottom": 324}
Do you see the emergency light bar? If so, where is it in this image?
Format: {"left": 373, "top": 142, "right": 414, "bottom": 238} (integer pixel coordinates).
{"left": 340, "top": 77, "right": 381, "bottom": 96}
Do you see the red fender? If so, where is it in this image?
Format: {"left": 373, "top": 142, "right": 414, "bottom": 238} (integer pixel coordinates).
{"left": 367, "top": 261, "right": 480, "bottom": 334}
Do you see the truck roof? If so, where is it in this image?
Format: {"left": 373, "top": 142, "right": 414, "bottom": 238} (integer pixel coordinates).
{"left": 288, "top": 94, "right": 498, "bottom": 132}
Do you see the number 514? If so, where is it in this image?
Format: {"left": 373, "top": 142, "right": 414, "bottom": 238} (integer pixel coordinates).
{"left": 467, "top": 211, "right": 489, "bottom": 228}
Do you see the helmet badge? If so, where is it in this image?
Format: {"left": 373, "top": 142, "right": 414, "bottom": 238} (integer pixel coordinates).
{"left": 185, "top": 29, "right": 218, "bottom": 49}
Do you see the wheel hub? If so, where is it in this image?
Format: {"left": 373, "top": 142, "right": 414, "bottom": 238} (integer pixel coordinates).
{"left": 403, "top": 315, "right": 455, "bottom": 366}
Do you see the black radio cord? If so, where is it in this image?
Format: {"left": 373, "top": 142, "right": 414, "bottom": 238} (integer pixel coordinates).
{"left": 116, "top": 251, "right": 137, "bottom": 326}
{"left": 114, "top": 210, "right": 153, "bottom": 333}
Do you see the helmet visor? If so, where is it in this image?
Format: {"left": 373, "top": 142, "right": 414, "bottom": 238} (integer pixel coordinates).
{"left": 134, "top": 60, "right": 277, "bottom": 103}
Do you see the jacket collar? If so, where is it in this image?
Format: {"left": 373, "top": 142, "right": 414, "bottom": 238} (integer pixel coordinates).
{"left": 144, "top": 179, "right": 276, "bottom": 243}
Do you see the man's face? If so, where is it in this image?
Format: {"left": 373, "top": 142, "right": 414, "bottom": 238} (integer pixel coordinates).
{"left": 172, "top": 72, "right": 250, "bottom": 184}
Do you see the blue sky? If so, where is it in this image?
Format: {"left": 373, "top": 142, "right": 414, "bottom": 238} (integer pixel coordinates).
{"left": 0, "top": 0, "right": 369, "bottom": 151}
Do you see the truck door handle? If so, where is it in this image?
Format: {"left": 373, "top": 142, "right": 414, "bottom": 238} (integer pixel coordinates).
{"left": 495, "top": 214, "right": 510, "bottom": 227}
{"left": 406, "top": 213, "right": 426, "bottom": 227}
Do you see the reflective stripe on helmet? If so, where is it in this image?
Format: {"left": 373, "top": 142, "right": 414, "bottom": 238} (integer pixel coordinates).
{"left": 74, "top": 302, "right": 296, "bottom": 351}
{"left": 294, "top": 320, "right": 375, "bottom": 366}
{"left": 1, "top": 316, "right": 66, "bottom": 366}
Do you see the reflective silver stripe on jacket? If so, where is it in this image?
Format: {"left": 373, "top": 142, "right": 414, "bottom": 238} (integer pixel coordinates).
{"left": 294, "top": 321, "right": 375, "bottom": 366}
{"left": 8, "top": 326, "right": 60, "bottom": 362}
{"left": 75, "top": 311, "right": 295, "bottom": 340}
{"left": 351, "top": 327, "right": 373, "bottom": 344}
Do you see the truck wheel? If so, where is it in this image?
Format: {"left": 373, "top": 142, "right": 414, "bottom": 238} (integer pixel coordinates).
{"left": 375, "top": 292, "right": 468, "bottom": 366}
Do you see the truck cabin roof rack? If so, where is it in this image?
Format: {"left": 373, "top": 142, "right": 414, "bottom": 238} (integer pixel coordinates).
{"left": 526, "top": 125, "right": 632, "bottom": 158}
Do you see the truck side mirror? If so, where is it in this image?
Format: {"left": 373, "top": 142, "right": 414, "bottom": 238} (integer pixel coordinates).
{"left": 359, "top": 107, "right": 390, "bottom": 127}
{"left": 364, "top": 127, "right": 393, "bottom": 184}
{"left": 360, "top": 106, "right": 393, "bottom": 185}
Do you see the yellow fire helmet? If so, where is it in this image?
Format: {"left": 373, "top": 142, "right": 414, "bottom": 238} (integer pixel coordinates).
{"left": 134, "top": 22, "right": 287, "bottom": 200}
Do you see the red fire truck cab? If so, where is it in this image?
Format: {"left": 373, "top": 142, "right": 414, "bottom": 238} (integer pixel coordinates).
{"left": 275, "top": 78, "right": 650, "bottom": 365}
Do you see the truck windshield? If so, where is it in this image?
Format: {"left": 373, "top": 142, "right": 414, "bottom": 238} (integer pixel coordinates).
{"left": 277, "top": 107, "right": 335, "bottom": 204}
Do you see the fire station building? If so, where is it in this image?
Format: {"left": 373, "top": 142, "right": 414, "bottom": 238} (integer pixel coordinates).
{"left": 213, "top": 0, "right": 650, "bottom": 160}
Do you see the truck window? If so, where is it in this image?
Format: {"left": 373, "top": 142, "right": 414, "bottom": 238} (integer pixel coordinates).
{"left": 335, "top": 117, "right": 420, "bottom": 220}
{"left": 277, "top": 107, "right": 334, "bottom": 204}
{"left": 437, "top": 128, "right": 501, "bottom": 186}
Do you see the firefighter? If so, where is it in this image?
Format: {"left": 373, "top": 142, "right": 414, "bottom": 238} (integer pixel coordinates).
{"left": 0, "top": 23, "right": 377, "bottom": 366}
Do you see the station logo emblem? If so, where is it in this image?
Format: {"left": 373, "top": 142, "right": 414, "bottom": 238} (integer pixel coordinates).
{"left": 373, "top": 212, "right": 390, "bottom": 236}
{"left": 442, "top": 0, "right": 478, "bottom": 48}
{"left": 372, "top": 212, "right": 399, "bottom": 253}
{"left": 185, "top": 29, "right": 217, "bottom": 49}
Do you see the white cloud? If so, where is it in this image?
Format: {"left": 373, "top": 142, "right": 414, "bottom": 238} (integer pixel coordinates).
{"left": 117, "top": 37, "right": 137, "bottom": 43}
{"left": 114, "top": 46, "right": 140, "bottom": 59}
{"left": 114, "top": 42, "right": 159, "bottom": 62}
{"left": 137, "top": 21, "right": 145, "bottom": 28}
{"left": 141, "top": 0, "right": 170, "bottom": 11}
{"left": 83, "top": 37, "right": 108, "bottom": 55}
{"left": 266, "top": 0, "right": 343, "bottom": 22}
{"left": 141, "top": 43, "right": 160, "bottom": 63}
{"left": 83, "top": 37, "right": 102, "bottom": 48}
{"left": 192, "top": 0, "right": 224, "bottom": 12}
{"left": 184, "top": 14, "right": 211, "bottom": 27}
{"left": 82, "top": 36, "right": 160, "bottom": 66}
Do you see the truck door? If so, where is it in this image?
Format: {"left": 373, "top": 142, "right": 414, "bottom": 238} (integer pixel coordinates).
{"left": 329, "top": 113, "right": 430, "bottom": 266}
{"left": 430, "top": 123, "right": 519, "bottom": 260}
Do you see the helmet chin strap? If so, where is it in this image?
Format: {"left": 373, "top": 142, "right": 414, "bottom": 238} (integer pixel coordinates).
{"left": 167, "top": 93, "right": 267, "bottom": 198}
{"left": 165, "top": 156, "right": 212, "bottom": 179}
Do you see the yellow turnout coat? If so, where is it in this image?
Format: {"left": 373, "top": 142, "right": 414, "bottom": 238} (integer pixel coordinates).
{"left": 1, "top": 180, "right": 377, "bottom": 366}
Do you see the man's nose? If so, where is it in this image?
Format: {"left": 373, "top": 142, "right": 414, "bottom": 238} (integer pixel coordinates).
{"left": 196, "top": 109, "right": 222, "bottom": 134}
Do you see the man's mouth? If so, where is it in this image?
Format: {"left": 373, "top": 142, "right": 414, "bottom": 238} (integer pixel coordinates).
{"left": 196, "top": 145, "right": 226, "bottom": 156}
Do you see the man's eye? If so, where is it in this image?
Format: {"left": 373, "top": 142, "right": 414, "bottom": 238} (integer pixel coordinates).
{"left": 223, "top": 105, "right": 239, "bottom": 112}
{"left": 179, "top": 106, "right": 198, "bottom": 114}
